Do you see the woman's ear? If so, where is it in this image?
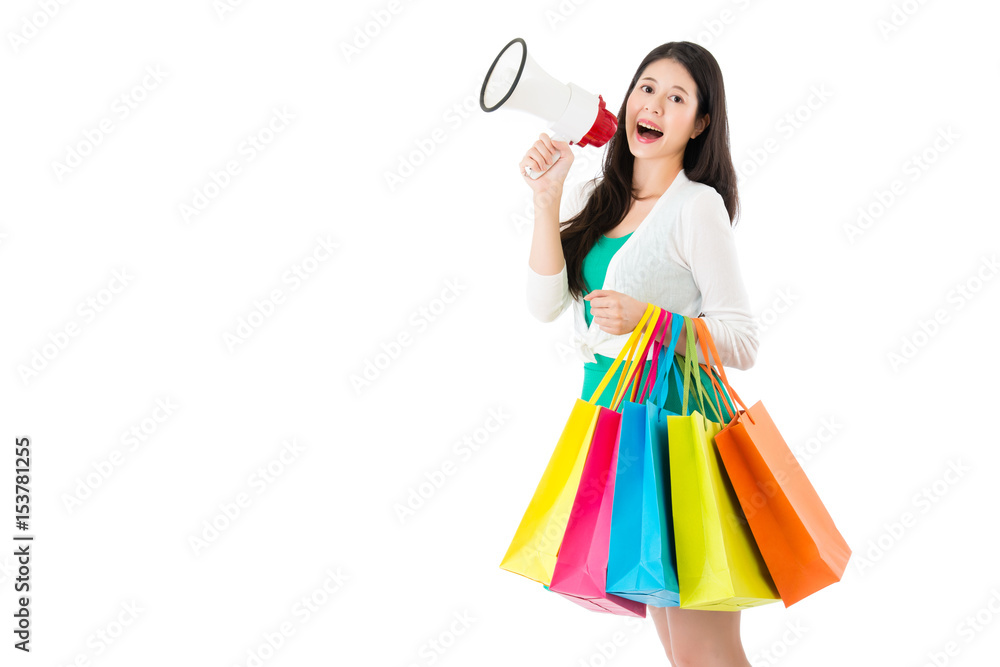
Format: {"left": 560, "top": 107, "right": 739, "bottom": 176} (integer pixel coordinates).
{"left": 692, "top": 113, "right": 710, "bottom": 139}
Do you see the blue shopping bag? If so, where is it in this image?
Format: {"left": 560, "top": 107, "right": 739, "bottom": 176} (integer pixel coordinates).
{"left": 605, "top": 313, "right": 686, "bottom": 607}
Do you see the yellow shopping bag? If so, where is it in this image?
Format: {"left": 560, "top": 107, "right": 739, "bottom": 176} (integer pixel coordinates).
{"left": 668, "top": 318, "right": 780, "bottom": 610}
{"left": 500, "top": 303, "right": 661, "bottom": 586}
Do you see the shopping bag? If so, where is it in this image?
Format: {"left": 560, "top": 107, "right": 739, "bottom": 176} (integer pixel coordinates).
{"left": 669, "top": 317, "right": 781, "bottom": 610}
{"left": 605, "top": 311, "right": 690, "bottom": 607}
{"left": 692, "top": 318, "right": 852, "bottom": 607}
{"left": 546, "top": 309, "right": 665, "bottom": 617}
{"left": 500, "top": 303, "right": 660, "bottom": 587}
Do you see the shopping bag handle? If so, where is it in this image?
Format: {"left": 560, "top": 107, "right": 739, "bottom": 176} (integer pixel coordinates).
{"left": 691, "top": 317, "right": 754, "bottom": 426}
{"left": 611, "top": 306, "right": 666, "bottom": 410}
{"left": 621, "top": 307, "right": 666, "bottom": 406}
{"left": 674, "top": 316, "right": 735, "bottom": 421}
{"left": 679, "top": 316, "right": 739, "bottom": 423}
{"left": 698, "top": 360, "right": 739, "bottom": 423}
{"left": 637, "top": 310, "right": 672, "bottom": 403}
{"left": 639, "top": 311, "right": 684, "bottom": 406}
{"left": 586, "top": 302, "right": 657, "bottom": 407}
{"left": 680, "top": 317, "right": 709, "bottom": 418}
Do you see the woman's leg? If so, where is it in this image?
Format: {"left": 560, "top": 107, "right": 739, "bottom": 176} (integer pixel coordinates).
{"left": 647, "top": 605, "right": 675, "bottom": 665}
{"left": 663, "top": 607, "right": 751, "bottom": 667}
{"left": 659, "top": 356, "right": 751, "bottom": 665}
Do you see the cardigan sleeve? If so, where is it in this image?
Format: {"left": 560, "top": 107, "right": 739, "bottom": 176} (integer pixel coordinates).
{"left": 682, "top": 188, "right": 759, "bottom": 371}
{"left": 524, "top": 179, "right": 592, "bottom": 323}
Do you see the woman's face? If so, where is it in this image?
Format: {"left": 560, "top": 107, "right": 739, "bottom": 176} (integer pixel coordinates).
{"left": 625, "top": 58, "right": 708, "bottom": 163}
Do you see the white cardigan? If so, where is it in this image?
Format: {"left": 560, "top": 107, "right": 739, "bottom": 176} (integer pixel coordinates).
{"left": 525, "top": 169, "right": 759, "bottom": 370}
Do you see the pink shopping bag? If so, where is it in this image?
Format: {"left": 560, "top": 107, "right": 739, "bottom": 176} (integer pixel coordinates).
{"left": 545, "top": 310, "right": 668, "bottom": 617}
{"left": 547, "top": 407, "right": 646, "bottom": 616}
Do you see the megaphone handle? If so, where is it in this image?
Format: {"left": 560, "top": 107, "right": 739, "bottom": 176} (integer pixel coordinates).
{"left": 524, "top": 133, "right": 568, "bottom": 180}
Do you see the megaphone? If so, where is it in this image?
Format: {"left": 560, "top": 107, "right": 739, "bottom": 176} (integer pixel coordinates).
{"left": 479, "top": 37, "right": 618, "bottom": 180}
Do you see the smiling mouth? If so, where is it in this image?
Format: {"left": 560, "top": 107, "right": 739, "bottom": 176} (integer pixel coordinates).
{"left": 636, "top": 123, "right": 663, "bottom": 139}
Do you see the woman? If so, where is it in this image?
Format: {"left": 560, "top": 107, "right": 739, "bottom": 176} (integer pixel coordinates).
{"left": 521, "top": 42, "right": 760, "bottom": 666}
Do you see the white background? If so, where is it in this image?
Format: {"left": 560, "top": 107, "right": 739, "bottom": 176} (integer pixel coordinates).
{"left": 2, "top": 0, "right": 998, "bottom": 665}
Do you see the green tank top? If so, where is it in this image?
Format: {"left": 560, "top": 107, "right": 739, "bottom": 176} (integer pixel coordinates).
{"left": 582, "top": 231, "right": 633, "bottom": 328}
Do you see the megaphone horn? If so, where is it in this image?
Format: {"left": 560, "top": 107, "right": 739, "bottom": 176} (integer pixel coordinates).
{"left": 480, "top": 37, "right": 618, "bottom": 179}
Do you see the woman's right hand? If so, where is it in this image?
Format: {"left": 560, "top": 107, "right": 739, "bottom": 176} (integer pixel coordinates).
{"left": 520, "top": 133, "right": 574, "bottom": 198}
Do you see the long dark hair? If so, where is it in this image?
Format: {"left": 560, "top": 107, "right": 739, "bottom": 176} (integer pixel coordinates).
{"left": 561, "top": 41, "right": 739, "bottom": 301}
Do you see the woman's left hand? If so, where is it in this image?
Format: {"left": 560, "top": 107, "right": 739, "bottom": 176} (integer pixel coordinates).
{"left": 584, "top": 290, "right": 647, "bottom": 335}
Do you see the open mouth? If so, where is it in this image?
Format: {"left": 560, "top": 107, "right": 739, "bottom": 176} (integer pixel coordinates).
{"left": 636, "top": 122, "right": 663, "bottom": 142}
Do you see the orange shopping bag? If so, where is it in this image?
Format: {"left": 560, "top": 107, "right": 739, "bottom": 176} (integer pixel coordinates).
{"left": 691, "top": 318, "right": 852, "bottom": 607}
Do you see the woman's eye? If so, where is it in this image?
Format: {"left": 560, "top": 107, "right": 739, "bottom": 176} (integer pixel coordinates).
{"left": 639, "top": 86, "right": 682, "bottom": 103}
